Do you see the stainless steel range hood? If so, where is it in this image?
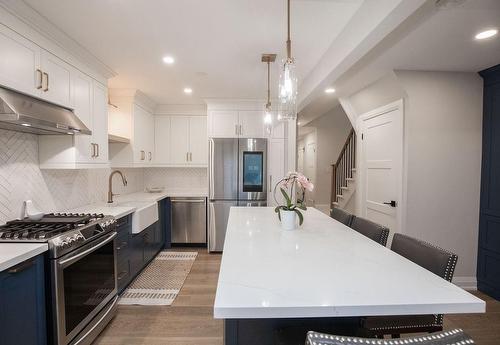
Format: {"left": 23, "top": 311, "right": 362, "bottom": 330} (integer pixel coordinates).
{"left": 0, "top": 86, "right": 91, "bottom": 135}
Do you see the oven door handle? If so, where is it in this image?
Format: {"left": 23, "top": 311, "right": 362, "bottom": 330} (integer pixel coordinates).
{"left": 58, "top": 232, "right": 117, "bottom": 267}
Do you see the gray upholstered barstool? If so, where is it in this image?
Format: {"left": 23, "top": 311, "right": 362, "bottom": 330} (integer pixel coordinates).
{"left": 330, "top": 208, "right": 354, "bottom": 226}
{"left": 360, "top": 233, "right": 459, "bottom": 338}
{"left": 349, "top": 216, "right": 389, "bottom": 246}
{"left": 306, "top": 328, "right": 474, "bottom": 345}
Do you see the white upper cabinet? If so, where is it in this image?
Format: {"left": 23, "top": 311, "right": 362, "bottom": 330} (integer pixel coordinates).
{"left": 208, "top": 110, "right": 265, "bottom": 138}
{"left": 238, "top": 111, "right": 265, "bottom": 138}
{"left": 189, "top": 116, "right": 208, "bottom": 165}
{"left": 40, "top": 50, "right": 72, "bottom": 108}
{"left": 170, "top": 116, "right": 190, "bottom": 164}
{"left": 72, "top": 71, "right": 93, "bottom": 163}
{"left": 108, "top": 90, "right": 156, "bottom": 168}
{"left": 154, "top": 115, "right": 208, "bottom": 167}
{"left": 209, "top": 110, "right": 239, "bottom": 137}
{"left": 0, "top": 24, "right": 41, "bottom": 96}
{"left": 91, "top": 81, "right": 109, "bottom": 164}
{"left": 154, "top": 116, "right": 171, "bottom": 164}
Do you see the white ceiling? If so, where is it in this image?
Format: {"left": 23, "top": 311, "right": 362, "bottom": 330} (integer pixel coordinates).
{"left": 23, "top": 0, "right": 363, "bottom": 105}
{"left": 299, "top": 0, "right": 500, "bottom": 126}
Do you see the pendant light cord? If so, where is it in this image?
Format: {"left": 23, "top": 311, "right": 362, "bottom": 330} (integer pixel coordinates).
{"left": 267, "top": 61, "right": 271, "bottom": 108}
{"left": 286, "top": 0, "right": 292, "bottom": 60}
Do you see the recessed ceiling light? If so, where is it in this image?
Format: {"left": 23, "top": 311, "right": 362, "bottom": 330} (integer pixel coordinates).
{"left": 325, "top": 88, "right": 336, "bottom": 94}
{"left": 162, "top": 56, "right": 175, "bottom": 64}
{"left": 475, "top": 29, "right": 498, "bottom": 40}
{"left": 184, "top": 88, "right": 193, "bottom": 94}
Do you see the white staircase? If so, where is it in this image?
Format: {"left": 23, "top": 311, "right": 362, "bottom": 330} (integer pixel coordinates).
{"left": 331, "top": 129, "right": 356, "bottom": 210}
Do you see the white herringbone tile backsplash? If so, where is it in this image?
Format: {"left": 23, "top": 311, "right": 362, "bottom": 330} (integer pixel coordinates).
{"left": 0, "top": 129, "right": 207, "bottom": 225}
{"left": 0, "top": 129, "right": 143, "bottom": 224}
{"left": 144, "top": 167, "right": 207, "bottom": 191}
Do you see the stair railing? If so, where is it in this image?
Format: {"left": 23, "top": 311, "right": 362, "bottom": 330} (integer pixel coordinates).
{"left": 330, "top": 128, "right": 356, "bottom": 209}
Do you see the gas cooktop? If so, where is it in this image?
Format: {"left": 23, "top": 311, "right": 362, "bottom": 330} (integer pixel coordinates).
{"left": 0, "top": 212, "right": 117, "bottom": 258}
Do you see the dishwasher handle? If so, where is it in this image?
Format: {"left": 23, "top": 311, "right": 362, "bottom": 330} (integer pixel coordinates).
{"left": 171, "top": 199, "right": 206, "bottom": 203}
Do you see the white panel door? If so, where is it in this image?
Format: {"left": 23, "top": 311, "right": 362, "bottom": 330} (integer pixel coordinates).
{"left": 189, "top": 116, "right": 208, "bottom": 165}
{"left": 360, "top": 100, "right": 403, "bottom": 234}
{"left": 268, "top": 139, "right": 285, "bottom": 206}
{"left": 0, "top": 25, "right": 41, "bottom": 97}
{"left": 239, "top": 111, "right": 265, "bottom": 138}
{"left": 71, "top": 71, "right": 93, "bottom": 163}
{"left": 170, "top": 116, "right": 190, "bottom": 164}
{"left": 92, "top": 81, "right": 108, "bottom": 163}
{"left": 209, "top": 111, "right": 238, "bottom": 137}
{"left": 40, "top": 50, "right": 72, "bottom": 107}
{"left": 154, "top": 116, "right": 171, "bottom": 164}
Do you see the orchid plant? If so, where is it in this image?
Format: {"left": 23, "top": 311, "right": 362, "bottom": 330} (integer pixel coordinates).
{"left": 274, "top": 172, "right": 314, "bottom": 225}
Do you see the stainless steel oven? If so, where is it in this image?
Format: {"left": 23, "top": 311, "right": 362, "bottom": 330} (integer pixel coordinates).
{"left": 52, "top": 231, "right": 118, "bottom": 345}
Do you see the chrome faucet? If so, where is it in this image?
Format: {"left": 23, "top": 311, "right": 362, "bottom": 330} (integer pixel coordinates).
{"left": 108, "top": 170, "right": 128, "bottom": 203}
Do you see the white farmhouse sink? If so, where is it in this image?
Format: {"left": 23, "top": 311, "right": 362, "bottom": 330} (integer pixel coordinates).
{"left": 114, "top": 201, "right": 158, "bottom": 234}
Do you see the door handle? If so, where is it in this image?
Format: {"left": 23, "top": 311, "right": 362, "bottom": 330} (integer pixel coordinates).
{"left": 36, "top": 69, "right": 43, "bottom": 89}
{"left": 42, "top": 72, "right": 49, "bottom": 91}
{"left": 383, "top": 200, "right": 397, "bottom": 207}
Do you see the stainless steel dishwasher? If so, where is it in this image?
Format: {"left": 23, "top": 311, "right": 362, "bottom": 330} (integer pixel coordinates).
{"left": 171, "top": 197, "right": 207, "bottom": 245}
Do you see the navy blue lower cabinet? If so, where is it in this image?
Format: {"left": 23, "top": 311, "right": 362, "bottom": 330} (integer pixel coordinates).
{"left": 159, "top": 198, "right": 171, "bottom": 249}
{"left": 478, "top": 64, "right": 500, "bottom": 300}
{"left": 116, "top": 215, "right": 132, "bottom": 292}
{"left": 0, "top": 254, "right": 47, "bottom": 345}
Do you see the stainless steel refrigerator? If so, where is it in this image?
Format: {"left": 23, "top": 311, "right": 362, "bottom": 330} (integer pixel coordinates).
{"left": 208, "top": 138, "right": 267, "bottom": 252}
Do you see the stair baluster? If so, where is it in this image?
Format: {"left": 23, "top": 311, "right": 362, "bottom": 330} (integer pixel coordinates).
{"left": 330, "top": 129, "right": 356, "bottom": 209}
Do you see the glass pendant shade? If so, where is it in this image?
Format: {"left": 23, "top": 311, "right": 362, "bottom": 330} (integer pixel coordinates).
{"left": 278, "top": 58, "right": 298, "bottom": 121}
{"left": 264, "top": 108, "right": 273, "bottom": 134}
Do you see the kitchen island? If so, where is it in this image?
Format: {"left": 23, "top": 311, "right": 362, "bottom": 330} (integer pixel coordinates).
{"left": 214, "top": 207, "right": 485, "bottom": 344}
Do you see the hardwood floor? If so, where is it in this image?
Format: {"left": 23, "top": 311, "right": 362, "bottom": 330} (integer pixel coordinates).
{"left": 93, "top": 249, "right": 223, "bottom": 345}
{"left": 94, "top": 249, "right": 500, "bottom": 345}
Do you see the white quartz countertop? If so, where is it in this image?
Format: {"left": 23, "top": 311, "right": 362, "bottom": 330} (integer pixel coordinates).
{"left": 68, "top": 190, "right": 207, "bottom": 219}
{"left": 0, "top": 243, "right": 48, "bottom": 271}
{"left": 214, "top": 207, "right": 485, "bottom": 319}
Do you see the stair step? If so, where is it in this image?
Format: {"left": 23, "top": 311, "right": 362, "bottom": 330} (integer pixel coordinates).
{"left": 332, "top": 202, "right": 339, "bottom": 207}
{"left": 336, "top": 194, "right": 344, "bottom": 199}
{"left": 351, "top": 168, "right": 357, "bottom": 172}
{"left": 346, "top": 178, "right": 355, "bottom": 181}
{"left": 340, "top": 186, "right": 348, "bottom": 190}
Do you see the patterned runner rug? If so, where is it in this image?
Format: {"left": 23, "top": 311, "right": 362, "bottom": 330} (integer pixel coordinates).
{"left": 118, "top": 251, "right": 198, "bottom": 305}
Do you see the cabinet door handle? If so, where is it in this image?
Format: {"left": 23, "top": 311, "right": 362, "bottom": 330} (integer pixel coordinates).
{"left": 239, "top": 124, "right": 243, "bottom": 136}
{"left": 36, "top": 69, "right": 43, "bottom": 89}
{"left": 140, "top": 150, "right": 145, "bottom": 160}
{"left": 186, "top": 152, "right": 189, "bottom": 162}
{"left": 91, "top": 143, "right": 96, "bottom": 158}
{"left": 8, "top": 259, "right": 34, "bottom": 273}
{"left": 148, "top": 152, "right": 152, "bottom": 161}
{"left": 235, "top": 124, "right": 238, "bottom": 136}
{"left": 96, "top": 143, "right": 100, "bottom": 157}
{"left": 42, "top": 72, "right": 49, "bottom": 92}
{"left": 269, "top": 175, "right": 272, "bottom": 189}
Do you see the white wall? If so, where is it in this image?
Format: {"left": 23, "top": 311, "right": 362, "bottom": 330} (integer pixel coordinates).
{"left": 304, "top": 106, "right": 352, "bottom": 209}
{"left": 297, "top": 129, "right": 317, "bottom": 205}
{"left": 343, "top": 70, "right": 483, "bottom": 287}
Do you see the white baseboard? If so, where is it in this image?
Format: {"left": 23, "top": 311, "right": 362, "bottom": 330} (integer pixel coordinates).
{"left": 453, "top": 276, "right": 477, "bottom": 290}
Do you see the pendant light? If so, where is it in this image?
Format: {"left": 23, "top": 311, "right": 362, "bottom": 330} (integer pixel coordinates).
{"left": 278, "top": 0, "right": 298, "bottom": 121}
{"left": 262, "top": 54, "right": 276, "bottom": 134}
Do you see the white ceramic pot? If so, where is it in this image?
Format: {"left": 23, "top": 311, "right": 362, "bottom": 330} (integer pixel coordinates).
{"left": 280, "top": 210, "right": 297, "bottom": 230}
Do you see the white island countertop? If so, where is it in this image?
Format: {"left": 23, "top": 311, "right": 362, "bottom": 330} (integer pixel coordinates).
{"left": 214, "top": 207, "right": 485, "bottom": 319}
{"left": 0, "top": 243, "right": 48, "bottom": 271}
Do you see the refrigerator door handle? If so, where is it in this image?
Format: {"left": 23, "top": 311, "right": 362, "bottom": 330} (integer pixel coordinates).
{"left": 209, "top": 139, "right": 214, "bottom": 199}
{"left": 208, "top": 202, "right": 216, "bottom": 252}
